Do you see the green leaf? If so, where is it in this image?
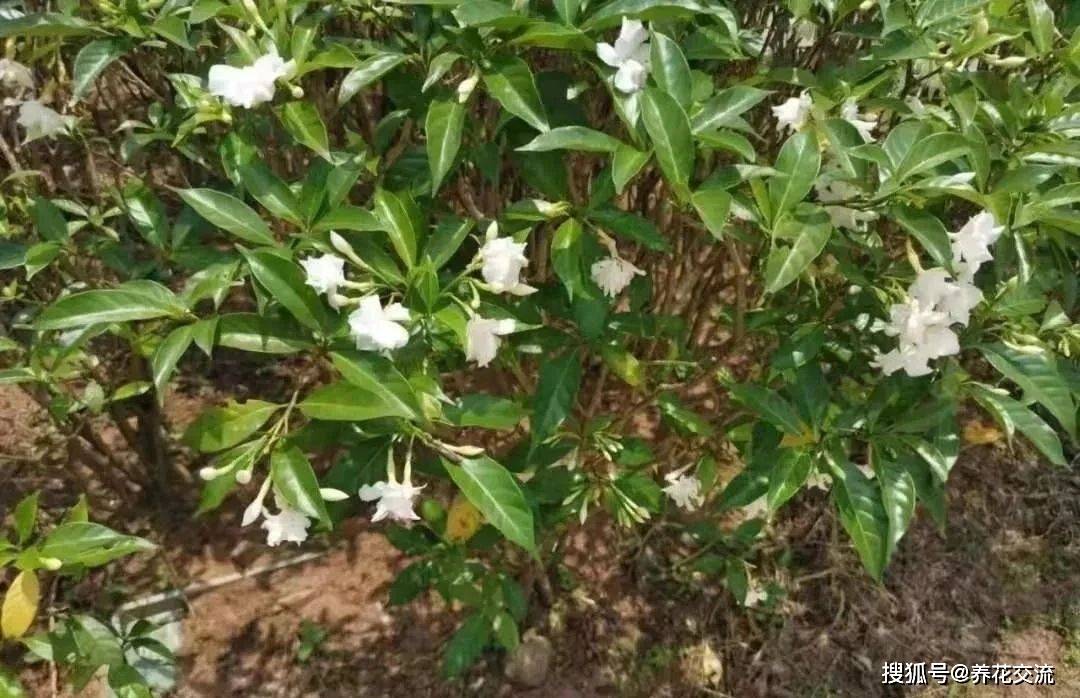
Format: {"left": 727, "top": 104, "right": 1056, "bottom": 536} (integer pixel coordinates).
{"left": 588, "top": 206, "right": 669, "bottom": 251}
{"left": 766, "top": 450, "right": 812, "bottom": 511}
{"left": 641, "top": 88, "right": 694, "bottom": 201}
{"left": 38, "top": 523, "right": 153, "bottom": 568}
{"left": 582, "top": 0, "right": 733, "bottom": 29}
{"left": 238, "top": 161, "right": 303, "bottom": 226}
{"left": 373, "top": 189, "right": 421, "bottom": 268}
{"left": 240, "top": 248, "right": 335, "bottom": 333}
{"left": 442, "top": 613, "right": 491, "bottom": 678}
{"left": 979, "top": 344, "right": 1076, "bottom": 439}
{"left": 555, "top": 0, "right": 581, "bottom": 24}
{"left": 425, "top": 99, "right": 465, "bottom": 194}
{"left": 445, "top": 394, "right": 528, "bottom": 430}
{"left": 149, "top": 324, "right": 195, "bottom": 401}
{"left": 763, "top": 208, "right": 831, "bottom": 294}
{"left": 217, "top": 313, "right": 314, "bottom": 354}
{"left": 424, "top": 216, "right": 474, "bottom": 269}
{"left": 313, "top": 205, "right": 381, "bottom": 234}
{"left": 874, "top": 454, "right": 917, "bottom": 562}
{"left": 970, "top": 383, "right": 1066, "bottom": 466}
{"left": 768, "top": 131, "right": 821, "bottom": 217}
{"left": 0, "top": 13, "right": 100, "bottom": 38}
{"left": 12, "top": 493, "right": 39, "bottom": 546}
{"left": 444, "top": 456, "right": 536, "bottom": 553}
{"left": 531, "top": 351, "right": 582, "bottom": 442}
{"left": 277, "top": 101, "right": 331, "bottom": 160}
{"left": 72, "top": 39, "right": 125, "bottom": 100}
{"left": 150, "top": 14, "right": 192, "bottom": 48}
{"left": 453, "top": 0, "right": 528, "bottom": 28}
{"left": 299, "top": 382, "right": 417, "bottom": 421}
{"left": 730, "top": 384, "right": 806, "bottom": 435}
{"left": 122, "top": 182, "right": 168, "bottom": 249}
{"left": 271, "top": 446, "right": 331, "bottom": 527}
{"left": 915, "top": 0, "right": 988, "bottom": 27}
{"left": 1026, "top": 0, "right": 1054, "bottom": 55}
{"left": 482, "top": 57, "right": 549, "bottom": 132}
{"left": 31, "top": 197, "right": 68, "bottom": 242}
{"left": 175, "top": 188, "right": 276, "bottom": 246}
{"left": 691, "top": 86, "right": 771, "bottom": 134}
{"left": 517, "top": 126, "right": 625, "bottom": 153}
{"left": 612, "top": 145, "right": 650, "bottom": 194}
{"left": 330, "top": 351, "right": 422, "bottom": 420}
{"left": 35, "top": 281, "right": 188, "bottom": 330}
{"left": 649, "top": 31, "right": 692, "bottom": 107}
{"left": 339, "top": 52, "right": 407, "bottom": 105}
{"left": 890, "top": 205, "right": 953, "bottom": 268}
{"left": 691, "top": 187, "right": 732, "bottom": 240}
{"left": 184, "top": 400, "right": 281, "bottom": 453}
{"left": 551, "top": 218, "right": 586, "bottom": 300}
{"left": 893, "top": 133, "right": 970, "bottom": 183}
{"left": 829, "top": 458, "right": 889, "bottom": 581}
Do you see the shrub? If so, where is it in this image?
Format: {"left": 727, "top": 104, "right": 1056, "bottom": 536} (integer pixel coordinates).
{"left": 1, "top": 0, "right": 1077, "bottom": 686}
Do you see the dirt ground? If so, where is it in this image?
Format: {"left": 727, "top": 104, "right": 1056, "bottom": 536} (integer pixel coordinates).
{"left": 2, "top": 382, "right": 1078, "bottom": 697}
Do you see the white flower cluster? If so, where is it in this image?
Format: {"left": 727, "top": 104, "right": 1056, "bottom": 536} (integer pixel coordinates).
{"left": 662, "top": 471, "right": 703, "bottom": 511}
{"left": 596, "top": 18, "right": 650, "bottom": 94}
{"left": 207, "top": 49, "right": 295, "bottom": 108}
{"left": 1, "top": 58, "right": 73, "bottom": 142}
{"left": 872, "top": 212, "right": 1002, "bottom": 377}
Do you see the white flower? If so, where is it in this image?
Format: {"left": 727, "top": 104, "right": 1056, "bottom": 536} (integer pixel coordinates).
{"left": 359, "top": 480, "right": 424, "bottom": 523}
{"left": 300, "top": 254, "right": 346, "bottom": 297}
{"left": 949, "top": 211, "right": 1003, "bottom": 280}
{"left": 873, "top": 298, "right": 960, "bottom": 377}
{"left": 208, "top": 50, "right": 295, "bottom": 108}
{"left": 0, "top": 59, "right": 33, "bottom": 90}
{"left": 840, "top": 98, "right": 877, "bottom": 142}
{"left": 744, "top": 582, "right": 768, "bottom": 608}
{"left": 771, "top": 91, "right": 812, "bottom": 132}
{"left": 479, "top": 233, "right": 536, "bottom": 295}
{"left": 591, "top": 255, "right": 645, "bottom": 297}
{"left": 663, "top": 472, "right": 703, "bottom": 511}
{"left": 241, "top": 479, "right": 311, "bottom": 547}
{"left": 261, "top": 503, "right": 311, "bottom": 546}
{"left": 347, "top": 295, "right": 411, "bottom": 352}
{"left": 596, "top": 17, "right": 650, "bottom": 94}
{"left": 17, "top": 100, "right": 72, "bottom": 142}
{"left": 806, "top": 471, "right": 830, "bottom": 491}
{"left": 909, "top": 268, "right": 983, "bottom": 326}
{"left": 883, "top": 298, "right": 959, "bottom": 358}
{"left": 466, "top": 316, "right": 516, "bottom": 367}
{"left": 816, "top": 178, "right": 877, "bottom": 230}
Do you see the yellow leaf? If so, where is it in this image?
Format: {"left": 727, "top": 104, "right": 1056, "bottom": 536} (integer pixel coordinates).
{"left": 445, "top": 497, "right": 483, "bottom": 543}
{"left": 2, "top": 571, "right": 40, "bottom": 640}
{"left": 779, "top": 428, "right": 816, "bottom": 449}
{"left": 963, "top": 420, "right": 1003, "bottom": 446}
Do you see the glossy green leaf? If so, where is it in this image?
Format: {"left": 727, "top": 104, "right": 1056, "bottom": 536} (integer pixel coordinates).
{"left": 271, "top": 446, "right": 331, "bottom": 526}
{"left": 35, "top": 281, "right": 188, "bottom": 330}
{"left": 444, "top": 455, "right": 536, "bottom": 553}
{"left": 482, "top": 57, "right": 549, "bottom": 132}
{"left": 240, "top": 248, "right": 335, "bottom": 333}
{"left": 176, "top": 188, "right": 276, "bottom": 246}
{"left": 532, "top": 350, "right": 581, "bottom": 442}
{"left": 641, "top": 88, "right": 694, "bottom": 201}
{"left": 425, "top": 99, "right": 465, "bottom": 194}
{"left": 184, "top": 399, "right": 281, "bottom": 453}
{"left": 72, "top": 39, "right": 125, "bottom": 100}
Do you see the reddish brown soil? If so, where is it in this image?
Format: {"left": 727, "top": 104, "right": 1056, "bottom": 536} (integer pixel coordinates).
{"left": 3, "top": 382, "right": 1078, "bottom": 697}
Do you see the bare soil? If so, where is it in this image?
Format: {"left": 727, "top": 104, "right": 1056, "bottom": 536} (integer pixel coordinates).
{"left": 2, "top": 383, "right": 1078, "bottom": 697}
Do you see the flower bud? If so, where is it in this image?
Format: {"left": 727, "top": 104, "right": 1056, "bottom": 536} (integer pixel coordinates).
{"left": 330, "top": 231, "right": 357, "bottom": 260}
{"left": 858, "top": 0, "right": 874, "bottom": 10}
{"left": 199, "top": 466, "right": 220, "bottom": 481}
{"left": 973, "top": 12, "right": 988, "bottom": 38}
{"left": 320, "top": 488, "right": 350, "bottom": 501}
{"left": 235, "top": 468, "right": 252, "bottom": 485}
{"left": 290, "top": 85, "right": 304, "bottom": 99}
{"left": 41, "top": 557, "right": 63, "bottom": 571}
{"left": 457, "top": 73, "right": 479, "bottom": 103}
{"left": 442, "top": 442, "right": 485, "bottom": 457}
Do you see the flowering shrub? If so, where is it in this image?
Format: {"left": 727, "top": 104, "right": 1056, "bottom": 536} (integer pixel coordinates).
{"left": 2, "top": 0, "right": 1078, "bottom": 684}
